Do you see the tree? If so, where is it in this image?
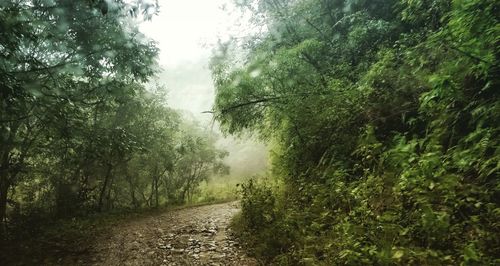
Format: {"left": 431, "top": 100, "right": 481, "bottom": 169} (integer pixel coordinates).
{"left": 212, "top": 0, "right": 499, "bottom": 264}
{"left": 173, "top": 126, "right": 229, "bottom": 203}
{"left": 0, "top": 0, "right": 158, "bottom": 232}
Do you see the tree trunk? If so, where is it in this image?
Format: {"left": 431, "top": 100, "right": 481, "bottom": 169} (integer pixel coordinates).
{"left": 180, "top": 188, "right": 186, "bottom": 203}
{"left": 127, "top": 175, "right": 138, "bottom": 208}
{"left": 0, "top": 124, "right": 17, "bottom": 235}
{"left": 0, "top": 176, "right": 9, "bottom": 237}
{"left": 154, "top": 177, "right": 159, "bottom": 208}
{"left": 148, "top": 178, "right": 155, "bottom": 207}
{"left": 97, "top": 164, "right": 112, "bottom": 212}
{"left": 181, "top": 179, "right": 190, "bottom": 204}
{"left": 163, "top": 175, "right": 169, "bottom": 204}
{"left": 105, "top": 174, "right": 114, "bottom": 210}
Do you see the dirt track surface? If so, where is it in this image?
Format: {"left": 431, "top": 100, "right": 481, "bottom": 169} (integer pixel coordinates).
{"left": 88, "top": 202, "right": 257, "bottom": 266}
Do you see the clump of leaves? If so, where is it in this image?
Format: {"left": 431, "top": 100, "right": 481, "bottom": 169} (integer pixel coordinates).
{"left": 219, "top": 0, "right": 499, "bottom": 264}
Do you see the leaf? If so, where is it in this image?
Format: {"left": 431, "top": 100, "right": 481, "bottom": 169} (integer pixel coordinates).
{"left": 392, "top": 250, "right": 404, "bottom": 259}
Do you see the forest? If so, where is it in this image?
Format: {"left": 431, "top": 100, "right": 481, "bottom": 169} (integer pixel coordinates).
{"left": 0, "top": 0, "right": 230, "bottom": 242}
{"left": 211, "top": 0, "right": 499, "bottom": 264}
{"left": 1, "top": 0, "right": 499, "bottom": 265}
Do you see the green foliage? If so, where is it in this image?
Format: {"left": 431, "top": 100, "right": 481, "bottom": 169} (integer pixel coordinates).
{"left": 214, "top": 0, "right": 499, "bottom": 264}
{"left": 232, "top": 178, "right": 297, "bottom": 264}
{"left": 0, "top": 0, "right": 228, "bottom": 240}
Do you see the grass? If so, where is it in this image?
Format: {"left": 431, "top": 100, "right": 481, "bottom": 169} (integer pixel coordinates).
{"left": 191, "top": 175, "right": 242, "bottom": 204}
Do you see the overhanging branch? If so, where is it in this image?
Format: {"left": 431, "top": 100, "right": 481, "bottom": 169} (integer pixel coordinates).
{"left": 204, "top": 90, "right": 346, "bottom": 115}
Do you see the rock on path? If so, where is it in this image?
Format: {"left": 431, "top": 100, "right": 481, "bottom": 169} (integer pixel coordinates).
{"left": 90, "top": 202, "right": 257, "bottom": 266}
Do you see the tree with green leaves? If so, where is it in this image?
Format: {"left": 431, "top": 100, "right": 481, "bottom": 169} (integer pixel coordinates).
{"left": 173, "top": 124, "right": 229, "bottom": 203}
{"left": 212, "top": 0, "right": 499, "bottom": 264}
{"left": 1, "top": 1, "right": 230, "bottom": 242}
{"left": 0, "top": 0, "right": 158, "bottom": 231}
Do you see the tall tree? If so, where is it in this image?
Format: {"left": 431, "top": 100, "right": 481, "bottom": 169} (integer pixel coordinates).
{"left": 0, "top": 0, "right": 158, "bottom": 231}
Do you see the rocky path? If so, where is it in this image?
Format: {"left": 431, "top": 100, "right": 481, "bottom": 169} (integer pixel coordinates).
{"left": 89, "top": 202, "right": 257, "bottom": 266}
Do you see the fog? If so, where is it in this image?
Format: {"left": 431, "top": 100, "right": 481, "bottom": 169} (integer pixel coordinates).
{"left": 156, "top": 61, "right": 268, "bottom": 178}
{"left": 140, "top": 0, "right": 268, "bottom": 178}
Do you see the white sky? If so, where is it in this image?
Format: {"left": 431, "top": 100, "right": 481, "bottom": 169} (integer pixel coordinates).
{"left": 140, "top": 0, "right": 238, "bottom": 68}
{"left": 139, "top": 0, "right": 245, "bottom": 115}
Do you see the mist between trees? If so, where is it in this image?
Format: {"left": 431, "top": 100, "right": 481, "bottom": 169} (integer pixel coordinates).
{"left": 0, "top": 0, "right": 236, "bottom": 239}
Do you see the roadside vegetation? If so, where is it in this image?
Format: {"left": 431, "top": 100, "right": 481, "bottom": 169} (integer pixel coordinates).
{"left": 212, "top": 0, "right": 499, "bottom": 264}
{"left": 0, "top": 0, "right": 232, "bottom": 251}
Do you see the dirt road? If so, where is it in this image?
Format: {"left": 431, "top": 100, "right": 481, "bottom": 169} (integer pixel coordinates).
{"left": 87, "top": 201, "right": 257, "bottom": 266}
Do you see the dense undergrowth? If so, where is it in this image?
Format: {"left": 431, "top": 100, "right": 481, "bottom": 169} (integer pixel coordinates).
{"left": 213, "top": 0, "right": 499, "bottom": 264}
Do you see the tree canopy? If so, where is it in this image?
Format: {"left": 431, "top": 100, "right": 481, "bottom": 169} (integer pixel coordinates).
{"left": 212, "top": 0, "right": 499, "bottom": 264}
{"left": 0, "top": 0, "right": 228, "bottom": 240}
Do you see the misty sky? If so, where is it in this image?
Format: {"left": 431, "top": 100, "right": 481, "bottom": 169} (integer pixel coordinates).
{"left": 139, "top": 0, "right": 268, "bottom": 177}
{"left": 139, "top": 0, "right": 230, "bottom": 114}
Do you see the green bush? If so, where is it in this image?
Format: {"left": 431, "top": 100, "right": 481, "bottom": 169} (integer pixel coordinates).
{"left": 218, "top": 0, "right": 499, "bottom": 264}
{"left": 232, "top": 179, "right": 299, "bottom": 264}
